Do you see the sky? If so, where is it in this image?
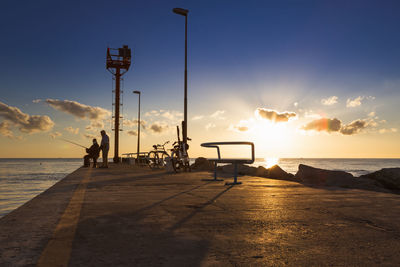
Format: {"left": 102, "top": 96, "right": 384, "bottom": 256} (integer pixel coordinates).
{"left": 1, "top": 0, "right": 400, "bottom": 159}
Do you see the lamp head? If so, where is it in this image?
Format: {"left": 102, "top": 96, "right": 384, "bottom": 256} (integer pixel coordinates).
{"left": 133, "top": 90, "right": 140, "bottom": 94}
{"left": 173, "top": 8, "right": 189, "bottom": 16}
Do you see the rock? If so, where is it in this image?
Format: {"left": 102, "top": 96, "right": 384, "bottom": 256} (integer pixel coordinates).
{"left": 295, "top": 164, "right": 355, "bottom": 187}
{"left": 255, "top": 165, "right": 295, "bottom": 181}
{"left": 267, "top": 165, "right": 295, "bottom": 180}
{"left": 359, "top": 168, "right": 400, "bottom": 191}
{"left": 190, "top": 157, "right": 215, "bottom": 171}
{"left": 219, "top": 164, "right": 257, "bottom": 176}
{"left": 255, "top": 166, "right": 269, "bottom": 177}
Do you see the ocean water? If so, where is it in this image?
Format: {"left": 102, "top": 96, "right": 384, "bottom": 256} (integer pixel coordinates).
{"left": 0, "top": 158, "right": 82, "bottom": 218}
{"left": 1, "top": 158, "right": 400, "bottom": 218}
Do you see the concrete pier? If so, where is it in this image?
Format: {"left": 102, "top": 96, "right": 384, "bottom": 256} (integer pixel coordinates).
{"left": 1, "top": 164, "right": 400, "bottom": 266}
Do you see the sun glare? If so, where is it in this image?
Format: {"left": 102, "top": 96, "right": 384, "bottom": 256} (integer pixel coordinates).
{"left": 265, "top": 157, "right": 279, "bottom": 168}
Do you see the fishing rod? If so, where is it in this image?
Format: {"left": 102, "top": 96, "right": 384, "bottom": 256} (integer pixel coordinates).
{"left": 60, "top": 138, "right": 88, "bottom": 149}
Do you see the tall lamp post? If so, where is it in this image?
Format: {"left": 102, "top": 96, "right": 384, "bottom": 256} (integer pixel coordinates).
{"left": 172, "top": 7, "right": 189, "bottom": 146}
{"left": 133, "top": 90, "right": 141, "bottom": 162}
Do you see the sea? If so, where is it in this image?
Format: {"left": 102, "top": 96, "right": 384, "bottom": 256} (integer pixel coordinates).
{"left": 1, "top": 158, "right": 400, "bottom": 218}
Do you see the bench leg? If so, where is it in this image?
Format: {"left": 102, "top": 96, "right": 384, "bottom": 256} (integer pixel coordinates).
{"left": 201, "top": 161, "right": 223, "bottom": 182}
{"left": 225, "top": 162, "right": 242, "bottom": 185}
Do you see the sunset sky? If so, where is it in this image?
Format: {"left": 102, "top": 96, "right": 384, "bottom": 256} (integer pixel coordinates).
{"left": 1, "top": 0, "right": 400, "bottom": 158}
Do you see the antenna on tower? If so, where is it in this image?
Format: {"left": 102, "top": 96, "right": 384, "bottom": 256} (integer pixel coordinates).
{"left": 106, "top": 45, "right": 132, "bottom": 163}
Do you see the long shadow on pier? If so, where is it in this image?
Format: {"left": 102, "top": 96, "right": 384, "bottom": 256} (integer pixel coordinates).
{"left": 69, "top": 177, "right": 229, "bottom": 266}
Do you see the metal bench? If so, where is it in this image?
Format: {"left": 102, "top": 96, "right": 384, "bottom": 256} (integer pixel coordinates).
{"left": 122, "top": 152, "right": 149, "bottom": 166}
{"left": 201, "top": 141, "right": 255, "bottom": 185}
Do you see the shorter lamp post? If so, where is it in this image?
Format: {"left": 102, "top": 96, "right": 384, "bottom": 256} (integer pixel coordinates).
{"left": 133, "top": 90, "right": 141, "bottom": 162}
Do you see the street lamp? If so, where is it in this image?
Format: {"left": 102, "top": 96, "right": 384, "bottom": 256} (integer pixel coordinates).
{"left": 172, "top": 7, "right": 189, "bottom": 146}
{"left": 133, "top": 90, "right": 141, "bottom": 162}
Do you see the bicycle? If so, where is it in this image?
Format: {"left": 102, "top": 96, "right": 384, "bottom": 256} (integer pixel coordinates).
{"left": 170, "top": 125, "right": 191, "bottom": 173}
{"left": 147, "top": 141, "right": 170, "bottom": 169}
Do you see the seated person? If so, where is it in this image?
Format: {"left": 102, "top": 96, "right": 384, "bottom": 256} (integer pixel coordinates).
{"left": 83, "top": 139, "right": 100, "bottom": 168}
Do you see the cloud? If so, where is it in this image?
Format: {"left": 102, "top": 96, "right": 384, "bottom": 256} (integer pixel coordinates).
{"left": 50, "top": 131, "right": 62, "bottom": 139}
{"left": 346, "top": 96, "right": 363, "bottom": 107}
{"left": 229, "top": 120, "right": 250, "bottom": 132}
{"left": 255, "top": 108, "right": 296, "bottom": 123}
{"left": 321, "top": 96, "right": 338, "bottom": 106}
{"left": 0, "top": 101, "right": 54, "bottom": 133}
{"left": 301, "top": 118, "right": 342, "bottom": 132}
{"left": 64, "top": 126, "right": 79, "bottom": 134}
{"left": 86, "top": 121, "right": 104, "bottom": 130}
{"left": 192, "top": 115, "right": 204, "bottom": 121}
{"left": 339, "top": 119, "right": 369, "bottom": 135}
{"left": 0, "top": 121, "right": 14, "bottom": 138}
{"left": 144, "top": 110, "right": 182, "bottom": 122}
{"left": 144, "top": 110, "right": 161, "bottom": 117}
{"left": 149, "top": 122, "right": 169, "bottom": 133}
{"left": 161, "top": 110, "right": 183, "bottom": 121}
{"left": 379, "top": 128, "right": 398, "bottom": 134}
{"left": 123, "top": 119, "right": 146, "bottom": 128}
{"left": 45, "top": 99, "right": 110, "bottom": 120}
{"left": 210, "top": 110, "right": 225, "bottom": 119}
{"left": 205, "top": 123, "right": 216, "bottom": 130}
{"left": 127, "top": 130, "right": 138, "bottom": 136}
{"left": 301, "top": 117, "right": 372, "bottom": 135}
{"left": 32, "top": 99, "right": 42, "bottom": 103}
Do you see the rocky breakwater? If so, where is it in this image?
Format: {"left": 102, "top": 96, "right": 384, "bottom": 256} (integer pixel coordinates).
{"left": 191, "top": 158, "right": 400, "bottom": 193}
{"left": 217, "top": 163, "right": 295, "bottom": 181}
{"left": 359, "top": 168, "right": 400, "bottom": 191}
{"left": 294, "top": 164, "right": 356, "bottom": 187}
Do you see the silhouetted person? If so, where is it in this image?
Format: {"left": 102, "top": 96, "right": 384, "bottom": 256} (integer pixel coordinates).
{"left": 100, "top": 130, "right": 109, "bottom": 168}
{"left": 83, "top": 139, "right": 100, "bottom": 168}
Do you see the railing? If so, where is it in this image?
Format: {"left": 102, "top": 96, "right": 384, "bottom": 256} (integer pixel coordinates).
{"left": 201, "top": 142, "right": 255, "bottom": 185}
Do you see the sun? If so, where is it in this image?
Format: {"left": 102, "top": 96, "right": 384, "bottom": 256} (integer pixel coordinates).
{"left": 247, "top": 120, "right": 294, "bottom": 158}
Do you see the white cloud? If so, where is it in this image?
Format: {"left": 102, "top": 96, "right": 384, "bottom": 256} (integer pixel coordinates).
{"left": 64, "top": 126, "right": 79, "bottom": 134}
{"left": 210, "top": 110, "right": 225, "bottom": 119}
{"left": 50, "top": 131, "right": 62, "bottom": 139}
{"left": 0, "top": 101, "right": 54, "bottom": 134}
{"left": 321, "top": 96, "right": 338, "bottom": 106}
{"left": 46, "top": 99, "right": 110, "bottom": 121}
{"left": 123, "top": 118, "right": 146, "bottom": 128}
{"left": 192, "top": 115, "right": 204, "bottom": 120}
{"left": 32, "top": 99, "right": 41, "bottom": 103}
{"left": 346, "top": 96, "right": 364, "bottom": 107}
{"left": 205, "top": 123, "right": 216, "bottom": 130}
{"left": 379, "top": 128, "right": 398, "bottom": 134}
{"left": 86, "top": 121, "right": 104, "bottom": 130}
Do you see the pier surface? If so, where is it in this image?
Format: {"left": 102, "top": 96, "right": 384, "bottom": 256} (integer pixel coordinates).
{"left": 1, "top": 164, "right": 400, "bottom": 266}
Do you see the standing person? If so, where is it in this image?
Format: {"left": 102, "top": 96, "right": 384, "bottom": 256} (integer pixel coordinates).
{"left": 99, "top": 130, "right": 109, "bottom": 168}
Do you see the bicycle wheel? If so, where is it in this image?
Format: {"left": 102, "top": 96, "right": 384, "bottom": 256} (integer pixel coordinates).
{"left": 171, "top": 151, "right": 183, "bottom": 173}
{"left": 160, "top": 152, "right": 169, "bottom": 167}
{"left": 148, "top": 151, "right": 159, "bottom": 169}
